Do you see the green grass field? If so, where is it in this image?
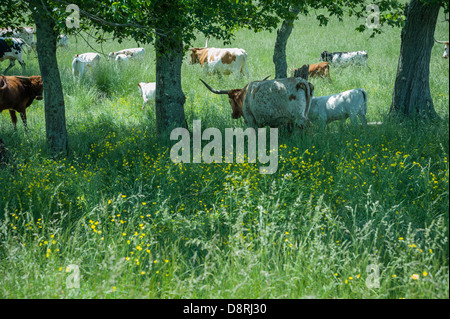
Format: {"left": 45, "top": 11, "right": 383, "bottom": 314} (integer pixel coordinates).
{"left": 0, "top": 10, "right": 448, "bottom": 299}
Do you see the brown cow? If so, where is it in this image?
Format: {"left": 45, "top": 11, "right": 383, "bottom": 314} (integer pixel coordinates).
{"left": 293, "top": 62, "right": 332, "bottom": 82}
{"left": 0, "top": 75, "right": 43, "bottom": 130}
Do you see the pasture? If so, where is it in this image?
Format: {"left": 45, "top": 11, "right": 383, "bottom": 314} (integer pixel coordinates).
{"left": 0, "top": 10, "right": 448, "bottom": 299}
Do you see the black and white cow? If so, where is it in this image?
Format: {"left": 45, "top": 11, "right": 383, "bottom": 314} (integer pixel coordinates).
{"left": 0, "top": 37, "right": 26, "bottom": 73}
{"left": 320, "top": 50, "right": 369, "bottom": 69}
{"left": 0, "top": 27, "right": 35, "bottom": 53}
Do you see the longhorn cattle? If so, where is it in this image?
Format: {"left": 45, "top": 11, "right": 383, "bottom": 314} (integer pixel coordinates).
{"left": 138, "top": 82, "right": 156, "bottom": 110}
{"left": 293, "top": 62, "right": 332, "bottom": 82}
{"left": 308, "top": 88, "right": 367, "bottom": 128}
{"left": 434, "top": 38, "right": 449, "bottom": 59}
{"left": 108, "top": 48, "right": 145, "bottom": 60}
{"left": 189, "top": 47, "right": 249, "bottom": 77}
{"left": 320, "top": 50, "right": 369, "bottom": 69}
{"left": 200, "top": 76, "right": 314, "bottom": 132}
{"left": 0, "top": 37, "right": 26, "bottom": 73}
{"left": 0, "top": 75, "right": 43, "bottom": 130}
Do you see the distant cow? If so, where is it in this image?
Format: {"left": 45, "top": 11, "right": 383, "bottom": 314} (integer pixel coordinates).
{"left": 434, "top": 38, "right": 449, "bottom": 59}
{"left": 0, "top": 75, "right": 43, "bottom": 130}
{"left": 0, "top": 37, "right": 26, "bottom": 73}
{"left": 201, "top": 76, "right": 314, "bottom": 132}
{"left": 72, "top": 52, "right": 101, "bottom": 77}
{"left": 75, "top": 52, "right": 101, "bottom": 65}
{"left": 0, "top": 27, "right": 35, "bottom": 52}
{"left": 189, "top": 47, "right": 249, "bottom": 77}
{"left": 320, "top": 50, "right": 369, "bottom": 69}
{"left": 138, "top": 82, "right": 156, "bottom": 110}
{"left": 115, "top": 53, "right": 130, "bottom": 64}
{"left": 108, "top": 48, "right": 145, "bottom": 60}
{"left": 57, "top": 34, "right": 69, "bottom": 49}
{"left": 293, "top": 62, "right": 332, "bottom": 82}
{"left": 308, "top": 88, "right": 367, "bottom": 128}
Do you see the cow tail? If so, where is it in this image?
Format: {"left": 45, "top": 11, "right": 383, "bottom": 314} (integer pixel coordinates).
{"left": 361, "top": 89, "right": 367, "bottom": 116}
{"left": 243, "top": 51, "right": 249, "bottom": 77}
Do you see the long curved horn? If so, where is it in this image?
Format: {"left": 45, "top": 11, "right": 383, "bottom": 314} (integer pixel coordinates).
{"left": 262, "top": 75, "right": 270, "bottom": 81}
{"left": 200, "top": 79, "right": 229, "bottom": 94}
{"left": 434, "top": 38, "right": 448, "bottom": 44}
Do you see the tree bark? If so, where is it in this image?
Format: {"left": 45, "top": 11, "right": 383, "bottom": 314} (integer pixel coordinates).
{"left": 154, "top": 34, "right": 187, "bottom": 138}
{"left": 273, "top": 7, "right": 301, "bottom": 79}
{"left": 389, "top": 0, "right": 441, "bottom": 121}
{"left": 31, "top": 1, "right": 68, "bottom": 157}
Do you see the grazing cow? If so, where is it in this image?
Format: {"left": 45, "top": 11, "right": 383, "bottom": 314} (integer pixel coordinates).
{"left": 108, "top": 48, "right": 145, "bottom": 60}
{"left": 308, "top": 88, "right": 367, "bottom": 128}
{"left": 0, "top": 75, "right": 43, "bottom": 130}
{"left": 293, "top": 62, "right": 332, "bottom": 82}
{"left": 189, "top": 47, "right": 249, "bottom": 77}
{"left": 57, "top": 34, "right": 69, "bottom": 49}
{"left": 138, "top": 82, "right": 156, "bottom": 110}
{"left": 71, "top": 53, "right": 101, "bottom": 77}
{"left": 200, "top": 77, "right": 314, "bottom": 132}
{"left": 320, "top": 50, "right": 369, "bottom": 69}
{"left": 434, "top": 38, "right": 449, "bottom": 59}
{"left": 75, "top": 52, "right": 101, "bottom": 65}
{"left": 115, "top": 53, "right": 130, "bottom": 64}
{"left": 0, "top": 37, "right": 26, "bottom": 73}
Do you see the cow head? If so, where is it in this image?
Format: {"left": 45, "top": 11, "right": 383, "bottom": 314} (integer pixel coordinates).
{"left": 30, "top": 76, "right": 43, "bottom": 100}
{"left": 320, "top": 51, "right": 329, "bottom": 62}
{"left": 435, "top": 38, "right": 449, "bottom": 59}
{"left": 200, "top": 76, "right": 270, "bottom": 120}
{"left": 189, "top": 48, "right": 201, "bottom": 64}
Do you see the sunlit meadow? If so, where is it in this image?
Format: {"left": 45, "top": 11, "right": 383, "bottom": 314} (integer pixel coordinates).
{"left": 0, "top": 10, "right": 448, "bottom": 298}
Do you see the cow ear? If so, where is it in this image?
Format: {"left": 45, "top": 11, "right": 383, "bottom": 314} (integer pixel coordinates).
{"left": 137, "top": 83, "right": 141, "bottom": 87}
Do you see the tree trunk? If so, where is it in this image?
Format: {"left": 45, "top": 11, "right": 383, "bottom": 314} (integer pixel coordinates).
{"left": 31, "top": 1, "right": 68, "bottom": 157}
{"left": 273, "top": 7, "right": 301, "bottom": 79}
{"left": 389, "top": 0, "right": 441, "bottom": 121}
{"left": 154, "top": 34, "right": 187, "bottom": 137}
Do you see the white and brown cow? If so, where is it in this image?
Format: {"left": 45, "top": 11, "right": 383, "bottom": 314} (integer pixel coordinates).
{"left": 435, "top": 38, "right": 449, "bottom": 59}
{"left": 292, "top": 62, "right": 332, "bottom": 82}
{"left": 200, "top": 77, "right": 314, "bottom": 132}
{"left": 189, "top": 47, "right": 249, "bottom": 77}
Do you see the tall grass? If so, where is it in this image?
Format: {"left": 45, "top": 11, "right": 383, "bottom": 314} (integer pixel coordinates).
{"left": 0, "top": 10, "right": 448, "bottom": 298}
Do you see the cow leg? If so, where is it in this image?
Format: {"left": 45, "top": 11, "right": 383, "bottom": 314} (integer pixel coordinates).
{"left": 20, "top": 111, "right": 28, "bottom": 130}
{"left": 9, "top": 110, "right": 18, "bottom": 130}
{"left": 3, "top": 60, "right": 15, "bottom": 74}
{"left": 18, "top": 60, "right": 26, "bottom": 71}
{"left": 358, "top": 113, "right": 367, "bottom": 125}
{"left": 349, "top": 114, "right": 359, "bottom": 126}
